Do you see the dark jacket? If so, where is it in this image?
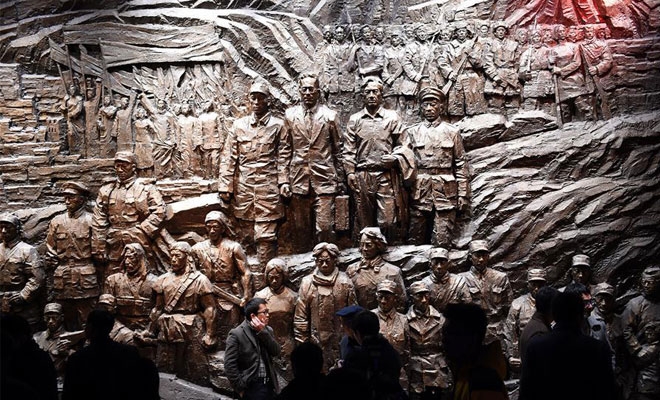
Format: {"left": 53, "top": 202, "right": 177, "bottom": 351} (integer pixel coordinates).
{"left": 519, "top": 311, "right": 550, "bottom": 363}
{"left": 225, "top": 320, "right": 281, "bottom": 394}
{"left": 520, "top": 324, "right": 616, "bottom": 400}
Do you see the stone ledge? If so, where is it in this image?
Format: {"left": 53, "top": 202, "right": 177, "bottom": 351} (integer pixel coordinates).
{"left": 159, "top": 373, "right": 235, "bottom": 400}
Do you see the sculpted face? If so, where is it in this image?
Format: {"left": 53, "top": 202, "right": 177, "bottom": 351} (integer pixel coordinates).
{"left": 431, "top": 257, "right": 450, "bottom": 281}
{"left": 103, "top": 95, "right": 112, "bottom": 106}
{"left": 528, "top": 280, "right": 545, "bottom": 298}
{"left": 315, "top": 250, "right": 336, "bottom": 276}
{"left": 64, "top": 193, "right": 85, "bottom": 214}
{"left": 299, "top": 77, "right": 319, "bottom": 108}
{"left": 249, "top": 92, "right": 269, "bottom": 117}
{"left": 205, "top": 220, "right": 224, "bottom": 243}
{"left": 267, "top": 268, "right": 285, "bottom": 292}
{"left": 363, "top": 84, "right": 383, "bottom": 109}
{"left": 478, "top": 25, "right": 489, "bottom": 38}
{"left": 170, "top": 249, "right": 187, "bottom": 273}
{"left": 0, "top": 222, "right": 18, "bottom": 244}
{"left": 334, "top": 27, "right": 346, "bottom": 43}
{"left": 595, "top": 293, "right": 614, "bottom": 315}
{"left": 456, "top": 27, "right": 468, "bottom": 41}
{"left": 570, "top": 266, "right": 590, "bottom": 285}
{"left": 114, "top": 160, "right": 136, "bottom": 181}
{"left": 516, "top": 29, "right": 528, "bottom": 44}
{"left": 124, "top": 247, "right": 142, "bottom": 276}
{"left": 45, "top": 313, "right": 63, "bottom": 333}
{"left": 567, "top": 27, "right": 579, "bottom": 43}
{"left": 360, "top": 236, "right": 380, "bottom": 260}
{"left": 494, "top": 26, "right": 506, "bottom": 40}
{"left": 642, "top": 274, "right": 660, "bottom": 298}
{"left": 390, "top": 33, "right": 403, "bottom": 47}
{"left": 470, "top": 250, "right": 489, "bottom": 271}
{"left": 362, "top": 27, "right": 374, "bottom": 42}
{"left": 422, "top": 98, "right": 441, "bottom": 122}
{"left": 412, "top": 291, "right": 429, "bottom": 314}
{"left": 377, "top": 291, "right": 396, "bottom": 313}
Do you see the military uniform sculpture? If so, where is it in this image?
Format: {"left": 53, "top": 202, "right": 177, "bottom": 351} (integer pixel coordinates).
{"left": 45, "top": 181, "right": 99, "bottom": 330}
{"left": 218, "top": 81, "right": 292, "bottom": 267}
{"left": 33, "top": 303, "right": 76, "bottom": 383}
{"left": 406, "top": 86, "right": 470, "bottom": 246}
{"left": 420, "top": 247, "right": 471, "bottom": 313}
{"left": 92, "top": 151, "right": 166, "bottom": 278}
{"left": 0, "top": 212, "right": 44, "bottom": 330}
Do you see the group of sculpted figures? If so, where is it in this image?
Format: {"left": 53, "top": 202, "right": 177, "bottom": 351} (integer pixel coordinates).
{"left": 1, "top": 172, "right": 659, "bottom": 399}
{"left": 57, "top": 20, "right": 614, "bottom": 183}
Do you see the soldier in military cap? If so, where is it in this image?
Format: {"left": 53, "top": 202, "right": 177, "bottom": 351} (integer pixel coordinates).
{"left": 92, "top": 151, "right": 166, "bottom": 279}
{"left": 218, "top": 80, "right": 292, "bottom": 268}
{"left": 33, "top": 302, "right": 75, "bottom": 381}
{"left": 588, "top": 282, "right": 627, "bottom": 381}
{"left": 567, "top": 254, "right": 593, "bottom": 290}
{"left": 46, "top": 181, "right": 98, "bottom": 330}
{"left": 421, "top": 246, "right": 471, "bottom": 313}
{"left": 373, "top": 279, "right": 410, "bottom": 388}
{"left": 0, "top": 212, "right": 44, "bottom": 330}
{"left": 459, "top": 240, "right": 513, "bottom": 346}
{"left": 406, "top": 281, "right": 451, "bottom": 400}
{"left": 192, "top": 210, "right": 251, "bottom": 348}
{"left": 504, "top": 268, "right": 547, "bottom": 370}
{"left": 623, "top": 266, "right": 660, "bottom": 396}
{"left": 406, "top": 86, "right": 470, "bottom": 246}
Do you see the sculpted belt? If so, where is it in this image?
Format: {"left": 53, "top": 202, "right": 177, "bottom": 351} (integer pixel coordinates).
{"left": 418, "top": 168, "right": 452, "bottom": 175}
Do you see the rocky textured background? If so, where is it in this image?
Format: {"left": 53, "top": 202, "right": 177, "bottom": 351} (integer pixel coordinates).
{"left": 1, "top": 0, "right": 659, "bottom": 305}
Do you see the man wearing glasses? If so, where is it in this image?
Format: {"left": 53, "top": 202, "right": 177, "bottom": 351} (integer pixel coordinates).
{"left": 225, "top": 297, "right": 281, "bottom": 400}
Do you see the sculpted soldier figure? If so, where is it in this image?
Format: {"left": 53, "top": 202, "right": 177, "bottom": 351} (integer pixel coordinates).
{"left": 564, "top": 253, "right": 594, "bottom": 291}
{"left": 439, "top": 21, "right": 488, "bottom": 120}
{"left": 83, "top": 81, "right": 101, "bottom": 158}
{"left": 175, "top": 101, "right": 200, "bottom": 178}
{"left": 402, "top": 24, "right": 436, "bottom": 103}
{"left": 407, "top": 86, "right": 469, "bottom": 246}
{"left": 254, "top": 258, "right": 298, "bottom": 381}
{"left": 192, "top": 210, "right": 251, "bottom": 345}
{"left": 197, "top": 100, "right": 227, "bottom": 179}
{"left": 147, "top": 241, "right": 217, "bottom": 385}
{"left": 294, "top": 242, "right": 357, "bottom": 371}
{"left": 139, "top": 95, "right": 177, "bottom": 178}
{"left": 96, "top": 294, "right": 137, "bottom": 345}
{"left": 33, "top": 303, "right": 75, "bottom": 382}
{"left": 622, "top": 266, "right": 660, "bottom": 391}
{"left": 551, "top": 25, "right": 590, "bottom": 122}
{"left": 483, "top": 21, "right": 521, "bottom": 115}
{"left": 282, "top": 73, "right": 346, "bottom": 251}
{"left": 60, "top": 80, "right": 85, "bottom": 154}
{"left": 588, "top": 282, "right": 628, "bottom": 387}
{"left": 344, "top": 77, "right": 413, "bottom": 242}
{"left": 459, "top": 240, "right": 513, "bottom": 345}
{"left": 373, "top": 279, "right": 410, "bottom": 387}
{"left": 97, "top": 94, "right": 118, "bottom": 158}
{"left": 114, "top": 92, "right": 137, "bottom": 153}
{"left": 580, "top": 25, "right": 614, "bottom": 120}
{"left": 104, "top": 243, "right": 157, "bottom": 332}
{"left": 420, "top": 247, "right": 471, "bottom": 313}
{"left": 382, "top": 29, "right": 406, "bottom": 110}
{"left": 406, "top": 281, "right": 451, "bottom": 400}
{"left": 132, "top": 106, "right": 156, "bottom": 177}
{"left": 45, "top": 181, "right": 98, "bottom": 330}
{"left": 0, "top": 212, "right": 44, "bottom": 330}
{"left": 518, "top": 30, "right": 556, "bottom": 114}
{"left": 218, "top": 81, "right": 292, "bottom": 267}
{"left": 346, "top": 227, "right": 406, "bottom": 311}
{"left": 504, "top": 268, "right": 546, "bottom": 370}
{"left": 352, "top": 25, "right": 385, "bottom": 80}
{"left": 92, "top": 151, "right": 166, "bottom": 278}
{"left": 320, "top": 25, "right": 356, "bottom": 121}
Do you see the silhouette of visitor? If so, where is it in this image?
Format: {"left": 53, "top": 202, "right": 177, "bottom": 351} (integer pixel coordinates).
{"left": 276, "top": 342, "right": 325, "bottom": 400}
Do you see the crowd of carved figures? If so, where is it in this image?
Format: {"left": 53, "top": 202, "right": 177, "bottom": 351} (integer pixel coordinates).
{"left": 4, "top": 12, "right": 656, "bottom": 398}
{"left": 55, "top": 20, "right": 615, "bottom": 180}
{"left": 2, "top": 190, "right": 659, "bottom": 399}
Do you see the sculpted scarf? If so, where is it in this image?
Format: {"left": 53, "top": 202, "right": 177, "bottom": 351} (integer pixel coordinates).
{"left": 311, "top": 267, "right": 338, "bottom": 287}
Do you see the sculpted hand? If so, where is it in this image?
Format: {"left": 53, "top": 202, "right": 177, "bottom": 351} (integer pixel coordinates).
{"left": 219, "top": 192, "right": 231, "bottom": 202}
{"left": 240, "top": 296, "right": 248, "bottom": 308}
{"left": 54, "top": 339, "right": 71, "bottom": 354}
{"left": 8, "top": 292, "right": 25, "bottom": 306}
{"left": 588, "top": 66, "right": 597, "bottom": 76}
{"left": 381, "top": 154, "right": 397, "bottom": 168}
{"left": 201, "top": 333, "right": 217, "bottom": 350}
{"left": 347, "top": 173, "right": 359, "bottom": 193}
{"left": 280, "top": 184, "right": 292, "bottom": 199}
{"left": 457, "top": 197, "right": 469, "bottom": 213}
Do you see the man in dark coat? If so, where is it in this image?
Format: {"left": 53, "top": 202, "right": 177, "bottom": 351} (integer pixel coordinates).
{"left": 519, "top": 286, "right": 557, "bottom": 365}
{"left": 520, "top": 291, "right": 616, "bottom": 400}
{"left": 226, "top": 297, "right": 281, "bottom": 400}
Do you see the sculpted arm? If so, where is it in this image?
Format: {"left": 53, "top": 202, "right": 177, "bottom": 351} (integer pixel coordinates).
{"left": 453, "top": 129, "right": 471, "bottom": 207}
{"left": 293, "top": 282, "right": 310, "bottom": 344}
{"left": 91, "top": 189, "right": 110, "bottom": 258}
{"left": 234, "top": 244, "right": 252, "bottom": 303}
{"left": 329, "top": 111, "right": 347, "bottom": 187}
{"left": 19, "top": 246, "right": 44, "bottom": 302}
{"left": 140, "top": 186, "right": 166, "bottom": 237}
{"left": 200, "top": 291, "right": 218, "bottom": 348}
{"left": 218, "top": 125, "right": 238, "bottom": 195}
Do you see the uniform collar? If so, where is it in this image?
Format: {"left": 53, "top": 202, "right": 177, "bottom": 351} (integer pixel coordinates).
{"left": 250, "top": 112, "right": 271, "bottom": 127}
